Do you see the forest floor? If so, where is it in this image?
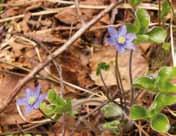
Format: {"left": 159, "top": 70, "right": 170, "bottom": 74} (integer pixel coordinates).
{"left": 0, "top": 0, "right": 176, "bottom": 136}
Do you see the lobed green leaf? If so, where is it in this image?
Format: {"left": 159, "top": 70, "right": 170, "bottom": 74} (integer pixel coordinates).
{"left": 130, "top": 105, "right": 148, "bottom": 120}
{"left": 129, "top": 0, "right": 142, "bottom": 6}
{"left": 151, "top": 113, "right": 170, "bottom": 133}
{"left": 148, "top": 27, "right": 167, "bottom": 44}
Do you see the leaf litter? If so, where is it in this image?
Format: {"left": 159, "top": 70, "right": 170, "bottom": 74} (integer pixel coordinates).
{"left": 0, "top": 0, "right": 174, "bottom": 135}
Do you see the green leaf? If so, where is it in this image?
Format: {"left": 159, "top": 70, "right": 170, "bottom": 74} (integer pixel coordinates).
{"left": 127, "top": 18, "right": 141, "bottom": 33}
{"left": 45, "top": 89, "right": 73, "bottom": 118}
{"left": 148, "top": 27, "right": 167, "bottom": 44}
{"left": 157, "top": 67, "right": 176, "bottom": 81}
{"left": 101, "top": 102, "right": 123, "bottom": 118}
{"left": 48, "top": 89, "right": 57, "bottom": 103}
{"left": 63, "top": 99, "right": 73, "bottom": 115}
{"left": 149, "top": 94, "right": 176, "bottom": 116}
{"left": 136, "top": 8, "right": 150, "bottom": 33}
{"left": 48, "top": 89, "right": 65, "bottom": 105}
{"left": 129, "top": 0, "right": 142, "bottom": 6}
{"left": 162, "top": 42, "right": 171, "bottom": 52}
{"left": 151, "top": 113, "right": 170, "bottom": 133}
{"left": 0, "top": 0, "right": 4, "bottom": 12}
{"left": 134, "top": 34, "right": 150, "bottom": 44}
{"left": 130, "top": 105, "right": 148, "bottom": 120}
{"left": 96, "top": 62, "right": 110, "bottom": 75}
{"left": 158, "top": 82, "right": 176, "bottom": 93}
{"left": 155, "top": 94, "right": 176, "bottom": 107}
{"left": 102, "top": 120, "right": 120, "bottom": 135}
{"left": 160, "top": 0, "right": 171, "bottom": 19}
{"left": 133, "top": 76, "right": 156, "bottom": 91}
{"left": 40, "top": 102, "right": 56, "bottom": 117}
{"left": 156, "top": 67, "right": 176, "bottom": 93}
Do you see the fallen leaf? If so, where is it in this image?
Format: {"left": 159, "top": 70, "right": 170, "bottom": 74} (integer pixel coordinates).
{"left": 55, "top": 0, "right": 105, "bottom": 25}
{"left": 25, "top": 31, "right": 66, "bottom": 44}
{"left": 89, "top": 46, "right": 148, "bottom": 90}
{"left": 52, "top": 50, "right": 93, "bottom": 88}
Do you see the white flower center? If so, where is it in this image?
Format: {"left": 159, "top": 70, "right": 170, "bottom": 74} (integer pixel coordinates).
{"left": 117, "top": 36, "right": 126, "bottom": 44}
{"left": 28, "top": 96, "right": 36, "bottom": 105}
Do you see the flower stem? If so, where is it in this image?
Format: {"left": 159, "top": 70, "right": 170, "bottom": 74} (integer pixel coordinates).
{"left": 129, "top": 50, "right": 134, "bottom": 106}
{"left": 99, "top": 71, "right": 120, "bottom": 106}
{"left": 115, "top": 52, "right": 126, "bottom": 108}
{"left": 99, "top": 70, "right": 111, "bottom": 99}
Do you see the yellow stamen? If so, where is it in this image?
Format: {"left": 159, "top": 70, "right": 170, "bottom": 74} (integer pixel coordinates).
{"left": 118, "top": 36, "right": 126, "bottom": 44}
{"left": 28, "top": 96, "right": 36, "bottom": 105}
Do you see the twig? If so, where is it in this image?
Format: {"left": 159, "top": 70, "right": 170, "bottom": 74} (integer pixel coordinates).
{"left": 99, "top": 71, "right": 110, "bottom": 99}
{"left": 0, "top": 61, "right": 103, "bottom": 97}
{"left": 169, "top": 0, "right": 175, "bottom": 66}
{"left": 0, "top": 3, "right": 160, "bottom": 23}
{"left": 70, "top": 101, "right": 108, "bottom": 136}
{"left": 74, "top": 0, "right": 85, "bottom": 25}
{"left": 0, "top": 120, "right": 54, "bottom": 135}
{"left": 0, "top": 6, "right": 74, "bottom": 23}
{"left": 16, "top": 103, "right": 52, "bottom": 124}
{"left": 158, "top": 0, "right": 161, "bottom": 25}
{"left": 0, "top": 1, "right": 121, "bottom": 113}
{"left": 19, "top": 23, "right": 161, "bottom": 35}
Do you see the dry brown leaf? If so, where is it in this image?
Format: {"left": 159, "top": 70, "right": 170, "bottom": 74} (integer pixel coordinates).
{"left": 53, "top": 50, "right": 93, "bottom": 88}
{"left": 25, "top": 32, "right": 65, "bottom": 44}
{"left": 0, "top": 36, "right": 39, "bottom": 70}
{"left": 20, "top": 13, "right": 31, "bottom": 33}
{"left": 54, "top": 0, "right": 105, "bottom": 25}
{"left": 89, "top": 46, "right": 148, "bottom": 90}
{"left": 1, "top": 7, "right": 21, "bottom": 18}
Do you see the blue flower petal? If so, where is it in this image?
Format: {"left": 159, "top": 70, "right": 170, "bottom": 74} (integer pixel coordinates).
{"left": 118, "top": 25, "right": 127, "bottom": 36}
{"left": 115, "top": 45, "right": 125, "bottom": 53}
{"left": 26, "top": 88, "right": 33, "bottom": 99}
{"left": 119, "top": 47, "right": 125, "bottom": 53}
{"left": 33, "top": 94, "right": 46, "bottom": 109}
{"left": 25, "top": 105, "right": 34, "bottom": 114}
{"left": 124, "top": 43, "right": 136, "bottom": 50}
{"left": 34, "top": 84, "right": 41, "bottom": 98}
{"left": 16, "top": 98, "right": 28, "bottom": 106}
{"left": 126, "top": 33, "right": 136, "bottom": 42}
{"left": 106, "top": 37, "right": 117, "bottom": 47}
{"left": 107, "top": 26, "right": 118, "bottom": 38}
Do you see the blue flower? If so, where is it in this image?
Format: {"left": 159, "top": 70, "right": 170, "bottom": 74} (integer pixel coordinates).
{"left": 16, "top": 85, "right": 46, "bottom": 114}
{"left": 107, "top": 25, "right": 136, "bottom": 53}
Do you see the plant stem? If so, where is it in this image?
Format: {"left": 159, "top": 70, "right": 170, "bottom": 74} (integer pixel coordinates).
{"left": 158, "top": 0, "right": 161, "bottom": 25}
{"left": 99, "top": 71, "right": 111, "bottom": 99}
{"left": 99, "top": 71, "right": 121, "bottom": 106}
{"left": 129, "top": 50, "right": 134, "bottom": 106}
{"left": 115, "top": 52, "right": 126, "bottom": 108}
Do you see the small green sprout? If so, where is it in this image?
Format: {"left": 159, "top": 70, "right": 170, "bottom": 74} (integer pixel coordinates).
{"left": 96, "top": 62, "right": 110, "bottom": 76}
{"left": 40, "top": 89, "right": 72, "bottom": 119}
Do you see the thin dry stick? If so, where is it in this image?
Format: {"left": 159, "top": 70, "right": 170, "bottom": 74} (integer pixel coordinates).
{"left": 0, "top": 6, "right": 74, "bottom": 23}
{"left": 0, "top": 59, "right": 102, "bottom": 97}
{"left": 0, "top": 68, "right": 102, "bottom": 98}
{"left": 0, "top": 1, "right": 121, "bottom": 113}
{"left": 0, "top": 3, "right": 159, "bottom": 23}
{"left": 170, "top": 1, "right": 175, "bottom": 66}
{"left": 74, "top": 0, "right": 85, "bottom": 25}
